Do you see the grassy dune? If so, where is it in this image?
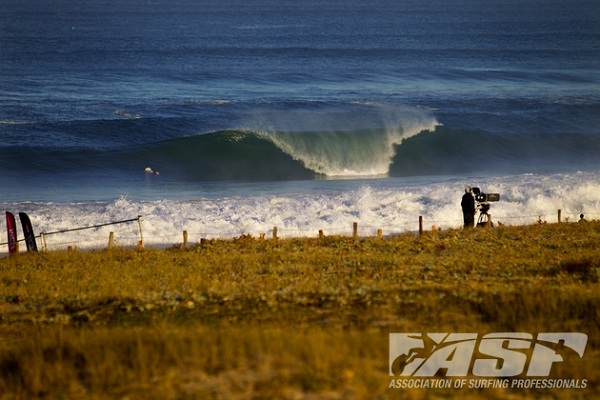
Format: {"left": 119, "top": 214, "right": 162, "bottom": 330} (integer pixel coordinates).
{"left": 0, "top": 221, "right": 599, "bottom": 399}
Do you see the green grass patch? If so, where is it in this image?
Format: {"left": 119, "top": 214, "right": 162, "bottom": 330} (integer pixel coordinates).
{"left": 1, "top": 222, "right": 599, "bottom": 399}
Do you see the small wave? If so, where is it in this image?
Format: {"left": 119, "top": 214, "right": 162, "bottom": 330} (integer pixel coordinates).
{"left": 0, "top": 120, "right": 30, "bottom": 125}
{"left": 114, "top": 109, "right": 142, "bottom": 119}
{"left": 183, "top": 98, "right": 231, "bottom": 106}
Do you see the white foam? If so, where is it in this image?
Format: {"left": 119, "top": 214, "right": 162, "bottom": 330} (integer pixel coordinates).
{"left": 2, "top": 170, "right": 599, "bottom": 253}
{"left": 250, "top": 103, "right": 440, "bottom": 176}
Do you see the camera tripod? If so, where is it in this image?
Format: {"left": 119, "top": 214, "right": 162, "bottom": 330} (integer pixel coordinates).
{"left": 477, "top": 203, "right": 494, "bottom": 228}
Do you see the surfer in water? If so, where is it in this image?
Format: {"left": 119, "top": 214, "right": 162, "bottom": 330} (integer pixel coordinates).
{"left": 145, "top": 166, "right": 160, "bottom": 175}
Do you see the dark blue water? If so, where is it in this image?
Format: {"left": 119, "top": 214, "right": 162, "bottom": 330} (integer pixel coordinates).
{"left": 1, "top": 0, "right": 600, "bottom": 249}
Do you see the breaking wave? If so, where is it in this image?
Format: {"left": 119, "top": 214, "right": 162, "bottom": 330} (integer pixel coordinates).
{"left": 1, "top": 102, "right": 599, "bottom": 182}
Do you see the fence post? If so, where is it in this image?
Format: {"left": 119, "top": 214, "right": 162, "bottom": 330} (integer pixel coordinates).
{"left": 183, "top": 230, "right": 188, "bottom": 249}
{"left": 138, "top": 214, "right": 144, "bottom": 247}
{"left": 377, "top": 229, "right": 383, "bottom": 239}
{"left": 558, "top": 209, "right": 562, "bottom": 223}
{"left": 319, "top": 229, "right": 324, "bottom": 239}
{"left": 41, "top": 232, "right": 47, "bottom": 252}
{"left": 272, "top": 226, "right": 278, "bottom": 240}
{"left": 353, "top": 222, "right": 358, "bottom": 239}
{"left": 137, "top": 215, "right": 144, "bottom": 249}
{"left": 419, "top": 216, "right": 423, "bottom": 236}
{"left": 108, "top": 232, "right": 114, "bottom": 249}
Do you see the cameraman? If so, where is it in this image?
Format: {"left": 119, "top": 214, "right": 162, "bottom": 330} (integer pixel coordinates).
{"left": 461, "top": 186, "right": 475, "bottom": 228}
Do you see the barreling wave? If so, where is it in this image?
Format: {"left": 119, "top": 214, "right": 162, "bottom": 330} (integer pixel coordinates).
{"left": 1, "top": 121, "right": 599, "bottom": 182}
{"left": 135, "top": 118, "right": 438, "bottom": 181}
{"left": 127, "top": 100, "right": 440, "bottom": 180}
{"left": 255, "top": 109, "right": 438, "bottom": 177}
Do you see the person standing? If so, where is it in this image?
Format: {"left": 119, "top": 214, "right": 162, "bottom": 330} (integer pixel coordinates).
{"left": 461, "top": 186, "right": 475, "bottom": 228}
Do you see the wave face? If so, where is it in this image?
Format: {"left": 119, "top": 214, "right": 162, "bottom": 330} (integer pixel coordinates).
{"left": 253, "top": 104, "right": 439, "bottom": 176}
{"left": 147, "top": 126, "right": 600, "bottom": 181}
{"left": 390, "top": 127, "right": 600, "bottom": 177}
{"left": 0, "top": 103, "right": 439, "bottom": 181}
{"left": 132, "top": 103, "right": 441, "bottom": 180}
{"left": 0, "top": 124, "right": 600, "bottom": 182}
{"left": 2, "top": 116, "right": 600, "bottom": 184}
{"left": 135, "top": 130, "right": 316, "bottom": 181}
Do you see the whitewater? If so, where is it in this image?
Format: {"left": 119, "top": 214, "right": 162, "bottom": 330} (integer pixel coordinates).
{"left": 3, "top": 170, "right": 599, "bottom": 252}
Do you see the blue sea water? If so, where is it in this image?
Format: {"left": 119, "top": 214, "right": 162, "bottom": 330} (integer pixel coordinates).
{"left": 1, "top": 0, "right": 600, "bottom": 250}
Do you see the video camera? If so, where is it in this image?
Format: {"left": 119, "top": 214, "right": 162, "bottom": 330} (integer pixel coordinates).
{"left": 471, "top": 187, "right": 500, "bottom": 215}
{"left": 471, "top": 187, "right": 500, "bottom": 204}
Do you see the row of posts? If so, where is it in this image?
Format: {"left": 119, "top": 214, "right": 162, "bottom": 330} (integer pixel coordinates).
{"left": 98, "top": 209, "right": 565, "bottom": 250}
{"left": 106, "top": 219, "right": 431, "bottom": 250}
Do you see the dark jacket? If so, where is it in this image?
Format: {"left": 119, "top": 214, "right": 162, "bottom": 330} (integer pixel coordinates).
{"left": 461, "top": 193, "right": 475, "bottom": 214}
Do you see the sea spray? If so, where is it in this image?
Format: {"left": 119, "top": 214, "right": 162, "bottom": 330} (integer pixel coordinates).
{"left": 249, "top": 103, "right": 439, "bottom": 176}
{"left": 3, "top": 171, "right": 599, "bottom": 253}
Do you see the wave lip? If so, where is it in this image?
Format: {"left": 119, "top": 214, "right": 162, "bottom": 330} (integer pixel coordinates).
{"left": 251, "top": 104, "right": 439, "bottom": 177}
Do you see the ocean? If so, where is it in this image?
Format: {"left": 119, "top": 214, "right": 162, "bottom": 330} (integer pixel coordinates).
{"left": 1, "top": 0, "right": 599, "bottom": 252}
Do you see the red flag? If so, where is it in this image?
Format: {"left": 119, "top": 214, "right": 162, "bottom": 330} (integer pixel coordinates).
{"left": 6, "top": 212, "right": 18, "bottom": 255}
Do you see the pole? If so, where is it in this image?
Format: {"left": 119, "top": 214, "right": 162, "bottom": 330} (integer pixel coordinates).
{"left": 419, "top": 216, "right": 423, "bottom": 236}
{"left": 41, "top": 232, "right": 47, "bottom": 252}
{"left": 108, "top": 232, "right": 114, "bottom": 249}
{"left": 137, "top": 215, "right": 144, "bottom": 249}
{"left": 137, "top": 215, "right": 144, "bottom": 242}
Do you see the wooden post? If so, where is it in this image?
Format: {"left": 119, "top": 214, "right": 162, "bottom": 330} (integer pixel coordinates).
{"left": 558, "top": 209, "right": 562, "bottom": 223}
{"left": 41, "top": 232, "right": 48, "bottom": 252}
{"left": 377, "top": 229, "right": 383, "bottom": 239}
{"left": 419, "top": 216, "right": 423, "bottom": 236}
{"left": 108, "top": 231, "right": 114, "bottom": 249}
{"left": 272, "top": 226, "right": 278, "bottom": 240}
{"left": 319, "top": 230, "right": 324, "bottom": 239}
{"left": 353, "top": 222, "right": 358, "bottom": 239}
{"left": 183, "top": 230, "right": 188, "bottom": 249}
{"left": 432, "top": 225, "right": 437, "bottom": 236}
{"left": 137, "top": 215, "right": 144, "bottom": 248}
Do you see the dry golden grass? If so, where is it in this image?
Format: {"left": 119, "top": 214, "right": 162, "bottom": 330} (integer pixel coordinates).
{"left": 0, "top": 221, "right": 599, "bottom": 399}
